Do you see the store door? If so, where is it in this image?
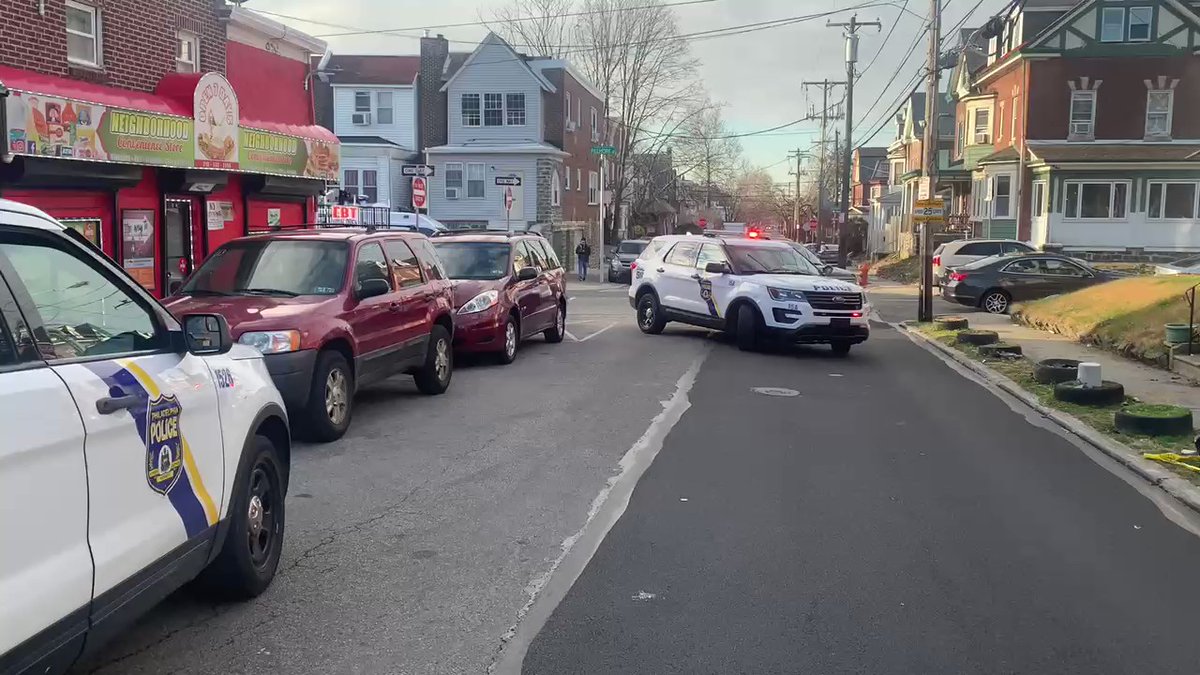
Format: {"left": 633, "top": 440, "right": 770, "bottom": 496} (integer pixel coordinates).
{"left": 163, "top": 198, "right": 201, "bottom": 295}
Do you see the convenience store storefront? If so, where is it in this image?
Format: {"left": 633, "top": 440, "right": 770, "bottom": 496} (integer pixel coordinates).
{"left": 0, "top": 67, "right": 340, "bottom": 297}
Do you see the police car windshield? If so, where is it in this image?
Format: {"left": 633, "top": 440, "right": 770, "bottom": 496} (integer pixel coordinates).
{"left": 181, "top": 240, "right": 349, "bottom": 297}
{"left": 727, "top": 244, "right": 820, "bottom": 276}
{"left": 431, "top": 242, "right": 511, "bottom": 280}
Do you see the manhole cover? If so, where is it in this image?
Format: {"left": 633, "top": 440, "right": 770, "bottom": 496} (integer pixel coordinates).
{"left": 752, "top": 387, "right": 800, "bottom": 397}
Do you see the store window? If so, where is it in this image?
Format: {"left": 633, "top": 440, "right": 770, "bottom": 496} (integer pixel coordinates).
{"left": 66, "top": 1, "right": 102, "bottom": 67}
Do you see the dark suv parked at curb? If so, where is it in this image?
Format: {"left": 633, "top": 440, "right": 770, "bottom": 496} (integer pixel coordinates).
{"left": 431, "top": 230, "right": 567, "bottom": 364}
{"left": 167, "top": 228, "right": 456, "bottom": 442}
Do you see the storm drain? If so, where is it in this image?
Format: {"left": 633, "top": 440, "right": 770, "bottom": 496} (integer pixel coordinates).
{"left": 752, "top": 387, "right": 800, "bottom": 397}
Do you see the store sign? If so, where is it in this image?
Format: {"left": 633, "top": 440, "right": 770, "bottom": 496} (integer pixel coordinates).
{"left": 207, "top": 201, "right": 228, "bottom": 231}
{"left": 194, "top": 72, "right": 239, "bottom": 170}
{"left": 3, "top": 72, "right": 339, "bottom": 179}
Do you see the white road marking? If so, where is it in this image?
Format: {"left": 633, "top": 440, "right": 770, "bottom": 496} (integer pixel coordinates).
{"left": 564, "top": 330, "right": 579, "bottom": 342}
{"left": 576, "top": 323, "right": 615, "bottom": 342}
{"left": 489, "top": 350, "right": 710, "bottom": 674}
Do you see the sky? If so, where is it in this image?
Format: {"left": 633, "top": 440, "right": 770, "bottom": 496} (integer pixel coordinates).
{"left": 248, "top": 0, "right": 1009, "bottom": 184}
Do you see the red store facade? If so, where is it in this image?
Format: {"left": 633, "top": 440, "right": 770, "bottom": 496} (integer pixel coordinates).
{"left": 0, "top": 2, "right": 338, "bottom": 297}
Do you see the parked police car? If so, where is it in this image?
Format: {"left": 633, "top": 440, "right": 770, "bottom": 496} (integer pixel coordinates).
{"left": 0, "top": 200, "right": 291, "bottom": 674}
{"left": 628, "top": 234, "right": 869, "bottom": 354}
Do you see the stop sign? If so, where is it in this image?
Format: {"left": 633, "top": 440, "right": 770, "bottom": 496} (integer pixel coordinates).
{"left": 804, "top": 218, "right": 818, "bottom": 232}
{"left": 504, "top": 186, "right": 514, "bottom": 211}
{"left": 698, "top": 217, "right": 707, "bottom": 229}
{"left": 412, "top": 176, "right": 428, "bottom": 209}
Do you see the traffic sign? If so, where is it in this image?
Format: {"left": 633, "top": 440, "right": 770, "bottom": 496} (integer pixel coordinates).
{"left": 590, "top": 145, "right": 616, "bottom": 155}
{"left": 504, "top": 186, "right": 514, "bottom": 212}
{"left": 401, "top": 164, "right": 435, "bottom": 177}
{"left": 411, "top": 176, "right": 428, "bottom": 210}
{"left": 803, "top": 218, "right": 818, "bottom": 232}
{"left": 698, "top": 217, "right": 707, "bottom": 229}
{"left": 330, "top": 205, "right": 359, "bottom": 222}
{"left": 495, "top": 176, "right": 522, "bottom": 186}
{"left": 915, "top": 199, "right": 944, "bottom": 208}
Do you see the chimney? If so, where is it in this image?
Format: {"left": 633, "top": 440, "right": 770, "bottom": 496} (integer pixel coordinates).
{"left": 418, "top": 34, "right": 450, "bottom": 152}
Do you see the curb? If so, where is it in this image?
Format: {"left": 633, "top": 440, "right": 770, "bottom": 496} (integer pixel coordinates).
{"left": 898, "top": 322, "right": 1200, "bottom": 518}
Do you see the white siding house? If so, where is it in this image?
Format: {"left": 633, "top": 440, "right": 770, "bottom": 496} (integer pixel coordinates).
{"left": 428, "top": 33, "right": 567, "bottom": 229}
{"left": 332, "top": 86, "right": 418, "bottom": 149}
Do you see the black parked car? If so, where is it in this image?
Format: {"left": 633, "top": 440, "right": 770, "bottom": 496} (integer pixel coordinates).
{"left": 941, "top": 253, "right": 1119, "bottom": 314}
{"left": 608, "top": 239, "right": 649, "bottom": 283}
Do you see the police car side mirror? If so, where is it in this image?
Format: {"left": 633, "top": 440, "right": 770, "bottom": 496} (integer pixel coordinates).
{"left": 704, "top": 262, "right": 730, "bottom": 274}
{"left": 822, "top": 265, "right": 834, "bottom": 276}
{"left": 181, "top": 314, "right": 232, "bottom": 355}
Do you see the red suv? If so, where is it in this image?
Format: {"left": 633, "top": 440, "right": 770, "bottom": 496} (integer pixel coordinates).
{"left": 166, "top": 228, "right": 455, "bottom": 442}
{"left": 429, "top": 231, "right": 566, "bottom": 364}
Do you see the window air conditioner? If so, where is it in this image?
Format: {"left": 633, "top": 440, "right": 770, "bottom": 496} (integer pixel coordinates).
{"left": 352, "top": 112, "right": 372, "bottom": 125}
{"left": 446, "top": 187, "right": 460, "bottom": 200}
{"left": 1070, "top": 122, "right": 1092, "bottom": 136}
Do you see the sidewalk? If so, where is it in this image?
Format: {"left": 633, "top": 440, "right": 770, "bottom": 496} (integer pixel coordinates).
{"left": 936, "top": 307, "right": 1200, "bottom": 419}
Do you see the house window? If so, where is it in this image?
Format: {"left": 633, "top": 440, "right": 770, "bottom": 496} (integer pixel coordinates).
{"left": 588, "top": 171, "right": 599, "bottom": 205}
{"left": 467, "top": 162, "right": 485, "bottom": 198}
{"left": 484, "top": 94, "right": 504, "bottom": 126}
{"left": 361, "top": 170, "right": 378, "bottom": 203}
{"left": 1147, "top": 182, "right": 1198, "bottom": 219}
{"left": 1146, "top": 90, "right": 1173, "bottom": 137}
{"left": 1069, "top": 90, "right": 1096, "bottom": 138}
{"left": 1100, "top": 7, "right": 1125, "bottom": 42}
{"left": 176, "top": 31, "right": 198, "bottom": 73}
{"left": 1063, "top": 181, "right": 1129, "bottom": 219}
{"left": 1031, "top": 181, "right": 1047, "bottom": 217}
{"left": 552, "top": 170, "right": 561, "bottom": 206}
{"left": 590, "top": 107, "right": 599, "bottom": 141}
{"left": 973, "top": 108, "right": 990, "bottom": 144}
{"left": 342, "top": 170, "right": 358, "bottom": 199}
{"left": 998, "top": 101, "right": 1005, "bottom": 142}
{"left": 575, "top": 98, "right": 581, "bottom": 129}
{"left": 66, "top": 1, "right": 101, "bottom": 67}
{"left": 576, "top": 168, "right": 581, "bottom": 192}
{"left": 506, "top": 94, "right": 526, "bottom": 126}
{"left": 445, "top": 162, "right": 463, "bottom": 199}
{"left": 1011, "top": 97, "right": 1019, "bottom": 140}
{"left": 991, "top": 175, "right": 1012, "bottom": 218}
{"left": 957, "top": 122, "right": 965, "bottom": 156}
{"left": 565, "top": 91, "right": 572, "bottom": 129}
{"left": 564, "top": 167, "right": 571, "bottom": 190}
{"left": 1128, "top": 6, "right": 1153, "bottom": 41}
{"left": 354, "top": 91, "right": 371, "bottom": 113}
{"left": 376, "top": 91, "right": 394, "bottom": 125}
{"left": 462, "top": 94, "right": 481, "bottom": 127}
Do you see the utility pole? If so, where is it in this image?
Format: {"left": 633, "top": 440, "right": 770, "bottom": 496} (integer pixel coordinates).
{"left": 833, "top": 127, "right": 840, "bottom": 241}
{"left": 801, "top": 80, "right": 846, "bottom": 244}
{"left": 827, "top": 14, "right": 881, "bottom": 267}
{"left": 918, "top": 0, "right": 941, "bottom": 322}
{"left": 789, "top": 147, "right": 804, "bottom": 240}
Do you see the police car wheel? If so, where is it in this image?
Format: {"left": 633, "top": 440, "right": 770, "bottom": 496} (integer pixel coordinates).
{"left": 543, "top": 301, "right": 566, "bottom": 343}
{"left": 735, "top": 304, "right": 760, "bottom": 352}
{"left": 415, "top": 325, "right": 453, "bottom": 395}
{"left": 196, "top": 435, "right": 285, "bottom": 599}
{"left": 637, "top": 293, "right": 666, "bottom": 334}
{"left": 303, "top": 350, "right": 354, "bottom": 443}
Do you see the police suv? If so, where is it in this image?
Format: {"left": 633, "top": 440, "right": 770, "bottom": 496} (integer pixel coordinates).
{"left": 0, "top": 200, "right": 291, "bottom": 674}
{"left": 628, "top": 233, "right": 870, "bottom": 354}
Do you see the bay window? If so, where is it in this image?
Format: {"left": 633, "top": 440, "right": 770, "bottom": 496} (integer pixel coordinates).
{"left": 973, "top": 108, "right": 990, "bottom": 144}
{"left": 1063, "top": 181, "right": 1129, "bottom": 220}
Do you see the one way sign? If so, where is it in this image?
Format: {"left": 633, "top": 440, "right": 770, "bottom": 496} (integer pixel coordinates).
{"left": 401, "top": 164, "right": 435, "bottom": 177}
{"left": 494, "top": 176, "right": 522, "bottom": 186}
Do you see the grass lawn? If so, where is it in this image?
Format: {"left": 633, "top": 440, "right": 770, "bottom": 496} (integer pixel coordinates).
{"left": 872, "top": 254, "right": 921, "bottom": 284}
{"left": 1012, "top": 275, "right": 1200, "bottom": 364}
{"left": 914, "top": 324, "right": 1195, "bottom": 471}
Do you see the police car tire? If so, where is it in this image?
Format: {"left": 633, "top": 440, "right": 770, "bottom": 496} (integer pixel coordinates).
{"left": 637, "top": 293, "right": 666, "bottom": 335}
{"left": 735, "top": 304, "right": 760, "bottom": 352}
{"left": 415, "top": 325, "right": 453, "bottom": 395}
{"left": 544, "top": 300, "right": 566, "bottom": 343}
{"left": 196, "top": 435, "right": 285, "bottom": 599}
{"left": 303, "top": 350, "right": 354, "bottom": 443}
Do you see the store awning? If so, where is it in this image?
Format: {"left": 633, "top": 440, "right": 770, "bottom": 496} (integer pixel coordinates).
{"left": 0, "top": 66, "right": 338, "bottom": 180}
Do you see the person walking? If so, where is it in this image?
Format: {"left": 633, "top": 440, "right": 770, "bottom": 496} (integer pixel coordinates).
{"left": 575, "top": 237, "right": 592, "bottom": 282}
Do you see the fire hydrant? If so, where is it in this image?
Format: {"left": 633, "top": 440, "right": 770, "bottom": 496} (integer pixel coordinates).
{"left": 858, "top": 262, "right": 870, "bottom": 287}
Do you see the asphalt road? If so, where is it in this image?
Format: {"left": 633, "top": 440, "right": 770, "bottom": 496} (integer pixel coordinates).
{"left": 76, "top": 281, "right": 1200, "bottom": 674}
{"left": 75, "top": 283, "right": 702, "bottom": 675}
{"left": 521, "top": 307, "right": 1200, "bottom": 674}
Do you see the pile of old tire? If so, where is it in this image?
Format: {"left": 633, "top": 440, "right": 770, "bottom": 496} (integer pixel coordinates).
{"left": 935, "top": 316, "right": 969, "bottom": 330}
{"left": 978, "top": 343, "right": 1022, "bottom": 357}
{"left": 956, "top": 329, "right": 999, "bottom": 346}
{"left": 1033, "top": 358, "right": 1081, "bottom": 384}
{"left": 1114, "top": 404, "right": 1194, "bottom": 437}
{"left": 1053, "top": 379, "right": 1126, "bottom": 406}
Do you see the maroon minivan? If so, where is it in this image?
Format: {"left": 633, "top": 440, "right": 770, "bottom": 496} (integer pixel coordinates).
{"left": 166, "top": 228, "right": 456, "bottom": 442}
{"left": 430, "top": 231, "right": 566, "bottom": 364}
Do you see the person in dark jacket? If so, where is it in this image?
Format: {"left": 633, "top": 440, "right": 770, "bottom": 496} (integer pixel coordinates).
{"left": 575, "top": 237, "right": 592, "bottom": 281}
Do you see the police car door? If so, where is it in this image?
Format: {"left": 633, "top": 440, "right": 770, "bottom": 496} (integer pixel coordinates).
{"left": 0, "top": 226, "right": 225, "bottom": 605}
{"left": 694, "top": 243, "right": 734, "bottom": 320}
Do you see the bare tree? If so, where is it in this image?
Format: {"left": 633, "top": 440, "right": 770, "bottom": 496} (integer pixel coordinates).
{"left": 488, "top": 0, "right": 574, "bottom": 58}
{"left": 574, "top": 0, "right": 699, "bottom": 242}
{"left": 671, "top": 97, "right": 742, "bottom": 210}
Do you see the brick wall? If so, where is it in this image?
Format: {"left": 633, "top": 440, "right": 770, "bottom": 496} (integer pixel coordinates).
{"left": 0, "top": 0, "right": 226, "bottom": 91}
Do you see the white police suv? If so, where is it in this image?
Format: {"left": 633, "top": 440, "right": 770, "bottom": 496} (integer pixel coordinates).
{"left": 628, "top": 234, "right": 870, "bottom": 354}
{"left": 0, "top": 200, "right": 291, "bottom": 674}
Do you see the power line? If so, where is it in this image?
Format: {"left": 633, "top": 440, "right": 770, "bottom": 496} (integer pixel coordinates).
{"left": 856, "top": 0, "right": 913, "bottom": 82}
